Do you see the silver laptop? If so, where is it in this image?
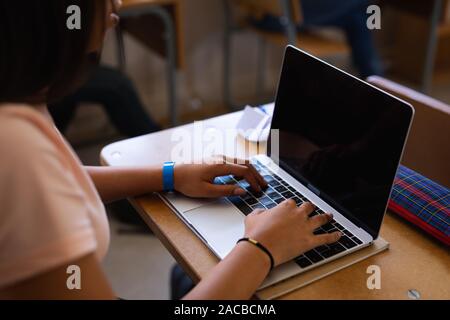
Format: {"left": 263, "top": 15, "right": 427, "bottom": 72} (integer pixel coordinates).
{"left": 160, "top": 46, "right": 414, "bottom": 288}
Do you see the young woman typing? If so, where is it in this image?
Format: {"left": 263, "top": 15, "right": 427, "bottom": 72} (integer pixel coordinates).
{"left": 0, "top": 0, "right": 341, "bottom": 300}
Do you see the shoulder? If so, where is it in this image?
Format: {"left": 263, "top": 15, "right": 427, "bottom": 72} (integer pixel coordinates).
{"left": 0, "top": 107, "right": 99, "bottom": 290}
{"left": 0, "top": 105, "right": 59, "bottom": 164}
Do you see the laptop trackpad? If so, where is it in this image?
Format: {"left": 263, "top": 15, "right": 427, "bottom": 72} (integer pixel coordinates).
{"left": 165, "top": 192, "right": 217, "bottom": 212}
{"left": 183, "top": 198, "right": 245, "bottom": 258}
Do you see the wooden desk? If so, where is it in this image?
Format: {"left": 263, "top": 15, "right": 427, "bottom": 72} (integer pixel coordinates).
{"left": 101, "top": 111, "right": 450, "bottom": 300}
{"left": 120, "top": 0, "right": 184, "bottom": 68}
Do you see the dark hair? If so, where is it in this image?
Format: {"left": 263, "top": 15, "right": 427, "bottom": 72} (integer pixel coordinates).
{"left": 0, "top": 0, "right": 107, "bottom": 104}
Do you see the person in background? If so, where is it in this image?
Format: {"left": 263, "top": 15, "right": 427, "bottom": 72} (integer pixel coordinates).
{"left": 49, "top": 65, "right": 160, "bottom": 138}
{"left": 252, "top": 0, "right": 383, "bottom": 78}
{"left": 0, "top": 0, "right": 341, "bottom": 299}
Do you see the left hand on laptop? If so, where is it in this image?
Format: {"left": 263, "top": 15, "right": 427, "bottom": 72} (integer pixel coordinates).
{"left": 173, "top": 158, "right": 267, "bottom": 198}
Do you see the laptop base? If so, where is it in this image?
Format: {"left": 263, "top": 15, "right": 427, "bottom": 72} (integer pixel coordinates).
{"left": 256, "top": 237, "right": 389, "bottom": 300}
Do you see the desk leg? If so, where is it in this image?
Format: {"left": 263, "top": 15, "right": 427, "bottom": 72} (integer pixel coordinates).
{"left": 119, "top": 6, "right": 178, "bottom": 126}
{"left": 115, "top": 27, "right": 127, "bottom": 72}
{"left": 223, "top": 0, "right": 235, "bottom": 110}
{"left": 223, "top": 0, "right": 277, "bottom": 109}
{"left": 256, "top": 36, "right": 267, "bottom": 100}
{"left": 223, "top": 0, "right": 296, "bottom": 109}
{"left": 280, "top": 0, "right": 298, "bottom": 45}
{"left": 421, "top": 0, "right": 442, "bottom": 93}
{"left": 154, "top": 6, "right": 178, "bottom": 127}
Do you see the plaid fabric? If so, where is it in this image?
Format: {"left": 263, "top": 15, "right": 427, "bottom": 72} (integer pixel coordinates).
{"left": 388, "top": 165, "right": 450, "bottom": 246}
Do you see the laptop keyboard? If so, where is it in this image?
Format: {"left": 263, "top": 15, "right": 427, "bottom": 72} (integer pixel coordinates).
{"left": 214, "top": 161, "right": 364, "bottom": 269}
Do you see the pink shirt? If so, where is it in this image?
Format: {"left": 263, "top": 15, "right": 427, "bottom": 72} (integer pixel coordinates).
{"left": 0, "top": 104, "right": 109, "bottom": 289}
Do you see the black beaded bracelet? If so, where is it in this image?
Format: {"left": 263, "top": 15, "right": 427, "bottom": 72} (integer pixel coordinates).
{"left": 237, "top": 237, "right": 274, "bottom": 271}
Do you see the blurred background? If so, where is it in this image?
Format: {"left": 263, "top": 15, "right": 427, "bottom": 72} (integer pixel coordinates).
{"left": 58, "top": 0, "right": 449, "bottom": 299}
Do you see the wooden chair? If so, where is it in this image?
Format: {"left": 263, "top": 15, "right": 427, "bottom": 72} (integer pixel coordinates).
{"left": 223, "top": 0, "right": 349, "bottom": 109}
{"left": 233, "top": 0, "right": 348, "bottom": 55}
{"left": 368, "top": 76, "right": 450, "bottom": 187}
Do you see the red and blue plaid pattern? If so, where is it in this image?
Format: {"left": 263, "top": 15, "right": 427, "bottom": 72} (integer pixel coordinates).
{"left": 388, "top": 165, "right": 450, "bottom": 246}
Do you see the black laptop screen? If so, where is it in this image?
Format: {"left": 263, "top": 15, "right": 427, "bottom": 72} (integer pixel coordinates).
{"left": 270, "top": 47, "right": 413, "bottom": 238}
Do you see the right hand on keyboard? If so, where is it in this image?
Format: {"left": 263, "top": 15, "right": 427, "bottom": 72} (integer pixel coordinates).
{"left": 243, "top": 200, "right": 342, "bottom": 267}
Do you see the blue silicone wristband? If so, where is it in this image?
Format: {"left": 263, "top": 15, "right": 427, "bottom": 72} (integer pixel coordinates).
{"left": 162, "top": 162, "right": 175, "bottom": 192}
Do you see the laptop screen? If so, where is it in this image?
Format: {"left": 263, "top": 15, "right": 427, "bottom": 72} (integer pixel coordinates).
{"left": 270, "top": 46, "right": 413, "bottom": 238}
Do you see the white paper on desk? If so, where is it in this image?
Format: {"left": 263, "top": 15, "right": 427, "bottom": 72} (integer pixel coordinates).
{"left": 259, "top": 102, "right": 275, "bottom": 116}
{"left": 236, "top": 106, "right": 272, "bottom": 142}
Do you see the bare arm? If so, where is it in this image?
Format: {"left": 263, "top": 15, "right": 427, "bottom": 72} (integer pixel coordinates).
{"left": 86, "top": 162, "right": 268, "bottom": 203}
{"left": 86, "top": 166, "right": 163, "bottom": 203}
{"left": 0, "top": 254, "right": 115, "bottom": 300}
{"left": 184, "top": 242, "right": 271, "bottom": 300}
